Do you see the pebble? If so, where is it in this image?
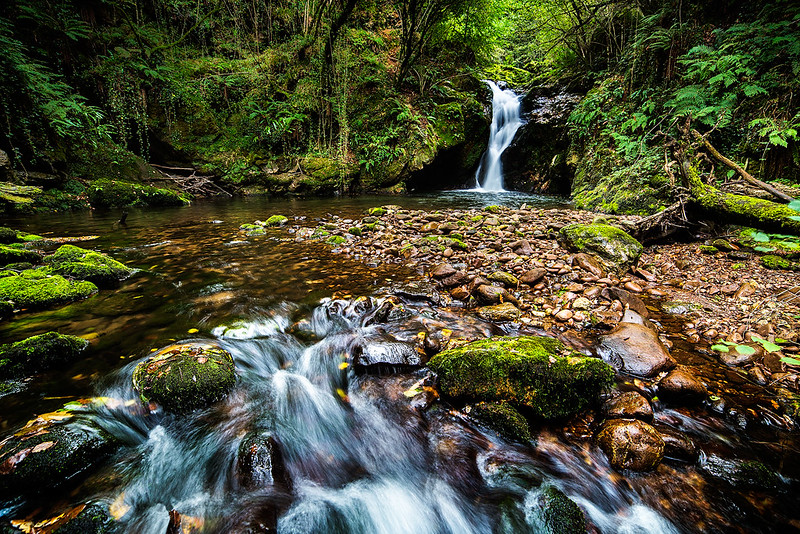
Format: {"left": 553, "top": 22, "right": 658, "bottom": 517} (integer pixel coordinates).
{"left": 555, "top": 309, "right": 574, "bottom": 322}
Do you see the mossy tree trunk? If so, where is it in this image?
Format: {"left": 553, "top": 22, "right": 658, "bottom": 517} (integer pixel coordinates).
{"left": 680, "top": 159, "right": 800, "bottom": 235}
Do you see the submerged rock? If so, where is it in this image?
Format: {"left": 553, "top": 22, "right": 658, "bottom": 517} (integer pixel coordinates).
{"left": 0, "top": 270, "right": 97, "bottom": 309}
{"left": 132, "top": 341, "right": 236, "bottom": 413}
{"left": 45, "top": 244, "right": 134, "bottom": 288}
{"left": 428, "top": 336, "right": 614, "bottom": 419}
{"left": 0, "top": 409, "right": 118, "bottom": 499}
{"left": 700, "top": 456, "right": 782, "bottom": 491}
{"left": 596, "top": 419, "right": 664, "bottom": 471}
{"left": 354, "top": 337, "right": 424, "bottom": 367}
{"left": 236, "top": 432, "right": 289, "bottom": 491}
{"left": 558, "top": 223, "right": 642, "bottom": 274}
{"left": 597, "top": 322, "right": 676, "bottom": 378}
{"left": 0, "top": 331, "right": 88, "bottom": 378}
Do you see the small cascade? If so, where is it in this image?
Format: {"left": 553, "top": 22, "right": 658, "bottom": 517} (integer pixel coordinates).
{"left": 474, "top": 81, "right": 523, "bottom": 192}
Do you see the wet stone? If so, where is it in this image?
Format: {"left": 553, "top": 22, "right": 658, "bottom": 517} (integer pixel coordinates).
{"left": 476, "top": 302, "right": 521, "bottom": 322}
{"left": 430, "top": 263, "right": 456, "bottom": 279}
{"left": 596, "top": 419, "right": 665, "bottom": 471}
{"left": 602, "top": 391, "right": 653, "bottom": 422}
{"left": 598, "top": 322, "right": 676, "bottom": 378}
{"left": 658, "top": 368, "right": 708, "bottom": 404}
{"left": 655, "top": 425, "right": 698, "bottom": 462}
{"left": 519, "top": 268, "right": 547, "bottom": 285}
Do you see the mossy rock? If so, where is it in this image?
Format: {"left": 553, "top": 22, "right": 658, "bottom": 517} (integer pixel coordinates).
{"left": 265, "top": 215, "right": 288, "bottom": 227}
{"left": 558, "top": 224, "right": 643, "bottom": 274}
{"left": 761, "top": 254, "right": 800, "bottom": 271}
{"left": 368, "top": 207, "right": 386, "bottom": 216}
{"left": 132, "top": 342, "right": 236, "bottom": 413}
{"left": 0, "top": 271, "right": 97, "bottom": 309}
{"left": 468, "top": 401, "right": 532, "bottom": 442}
{"left": 348, "top": 227, "right": 362, "bottom": 236}
{"left": 50, "top": 502, "right": 120, "bottom": 534}
{"left": 701, "top": 456, "right": 782, "bottom": 491}
{"left": 0, "top": 331, "right": 88, "bottom": 378}
{"left": 0, "top": 300, "right": 12, "bottom": 319}
{"left": 326, "top": 235, "right": 346, "bottom": 245}
{"left": 87, "top": 179, "right": 188, "bottom": 209}
{"left": 427, "top": 336, "right": 614, "bottom": 419}
{"left": 0, "top": 227, "right": 19, "bottom": 244}
{"left": 0, "top": 244, "right": 42, "bottom": 266}
{"left": 0, "top": 409, "right": 118, "bottom": 499}
{"left": 526, "top": 485, "right": 586, "bottom": 534}
{"left": 45, "top": 244, "right": 134, "bottom": 288}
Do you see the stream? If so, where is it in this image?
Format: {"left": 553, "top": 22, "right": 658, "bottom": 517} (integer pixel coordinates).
{"left": 1, "top": 194, "right": 798, "bottom": 533}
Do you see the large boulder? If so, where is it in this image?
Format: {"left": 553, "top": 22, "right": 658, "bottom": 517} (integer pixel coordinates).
{"left": 596, "top": 419, "right": 664, "bottom": 471}
{"left": 0, "top": 270, "right": 97, "bottom": 309}
{"left": 427, "top": 336, "right": 614, "bottom": 419}
{"left": 0, "top": 331, "right": 88, "bottom": 378}
{"left": 132, "top": 341, "right": 236, "bottom": 413}
{"left": 558, "top": 224, "right": 643, "bottom": 274}
{"left": 45, "top": 244, "right": 134, "bottom": 288}
{"left": 597, "top": 322, "right": 676, "bottom": 378}
{"left": 0, "top": 244, "right": 42, "bottom": 265}
{"left": 0, "top": 408, "right": 118, "bottom": 499}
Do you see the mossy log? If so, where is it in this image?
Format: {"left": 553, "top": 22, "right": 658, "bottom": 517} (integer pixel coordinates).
{"left": 682, "top": 160, "right": 800, "bottom": 235}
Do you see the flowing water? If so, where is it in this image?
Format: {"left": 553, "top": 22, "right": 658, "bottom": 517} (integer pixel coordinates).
{"left": 1, "top": 195, "right": 798, "bottom": 533}
{"left": 474, "top": 81, "right": 524, "bottom": 192}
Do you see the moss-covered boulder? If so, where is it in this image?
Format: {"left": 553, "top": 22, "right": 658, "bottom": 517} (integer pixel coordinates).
{"left": 132, "top": 341, "right": 236, "bottom": 413}
{"left": 87, "top": 179, "right": 188, "bottom": 209}
{"left": 558, "top": 224, "right": 643, "bottom": 274}
{"left": 0, "top": 332, "right": 88, "bottom": 378}
{"left": 0, "top": 271, "right": 97, "bottom": 309}
{"left": 45, "top": 244, "right": 134, "bottom": 288}
{"left": 526, "top": 484, "right": 586, "bottom": 534}
{"left": 265, "top": 215, "right": 288, "bottom": 227}
{"left": 468, "top": 401, "right": 532, "bottom": 442}
{"left": 428, "top": 336, "right": 614, "bottom": 420}
{"left": 0, "top": 226, "right": 19, "bottom": 244}
{"left": 0, "top": 244, "right": 42, "bottom": 266}
{"left": 761, "top": 254, "right": 800, "bottom": 270}
{"left": 0, "top": 408, "right": 118, "bottom": 499}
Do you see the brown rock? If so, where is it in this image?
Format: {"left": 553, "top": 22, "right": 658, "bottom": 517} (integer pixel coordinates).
{"left": 450, "top": 287, "right": 470, "bottom": 301}
{"left": 440, "top": 271, "right": 469, "bottom": 288}
{"left": 519, "top": 268, "right": 547, "bottom": 285}
{"left": 654, "top": 425, "right": 698, "bottom": 462}
{"left": 601, "top": 287, "right": 648, "bottom": 318}
{"left": 476, "top": 302, "right": 521, "bottom": 322}
{"left": 431, "top": 264, "right": 456, "bottom": 279}
{"left": 573, "top": 253, "right": 606, "bottom": 278}
{"left": 596, "top": 419, "right": 665, "bottom": 471}
{"left": 719, "top": 344, "right": 762, "bottom": 366}
{"left": 439, "top": 222, "right": 459, "bottom": 234}
{"left": 598, "top": 323, "right": 676, "bottom": 377}
{"left": 554, "top": 309, "right": 574, "bottom": 322}
{"left": 734, "top": 282, "right": 756, "bottom": 299}
{"left": 603, "top": 391, "right": 653, "bottom": 422}
{"left": 658, "top": 368, "right": 708, "bottom": 404}
{"left": 623, "top": 281, "right": 643, "bottom": 293}
{"left": 475, "top": 284, "right": 519, "bottom": 306}
{"left": 509, "top": 239, "right": 533, "bottom": 255}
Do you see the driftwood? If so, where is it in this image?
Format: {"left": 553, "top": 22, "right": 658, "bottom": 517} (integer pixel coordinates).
{"left": 691, "top": 129, "right": 794, "bottom": 203}
{"left": 150, "top": 164, "right": 232, "bottom": 197}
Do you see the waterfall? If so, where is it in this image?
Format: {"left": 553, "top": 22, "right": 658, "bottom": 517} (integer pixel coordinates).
{"left": 474, "top": 81, "right": 523, "bottom": 192}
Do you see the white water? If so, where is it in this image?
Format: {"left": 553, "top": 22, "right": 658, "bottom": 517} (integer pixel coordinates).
{"left": 474, "top": 81, "right": 523, "bottom": 192}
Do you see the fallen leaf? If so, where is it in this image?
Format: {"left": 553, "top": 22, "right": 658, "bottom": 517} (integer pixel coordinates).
{"left": 110, "top": 492, "right": 131, "bottom": 520}
{"left": 31, "top": 441, "right": 56, "bottom": 453}
{"left": 0, "top": 448, "right": 32, "bottom": 474}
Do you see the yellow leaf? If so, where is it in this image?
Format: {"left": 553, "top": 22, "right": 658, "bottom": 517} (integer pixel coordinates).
{"left": 338, "top": 362, "right": 349, "bottom": 370}
{"left": 187, "top": 328, "right": 199, "bottom": 334}
{"left": 110, "top": 492, "right": 130, "bottom": 520}
{"left": 79, "top": 332, "right": 99, "bottom": 341}
{"left": 133, "top": 295, "right": 144, "bottom": 299}
{"left": 10, "top": 520, "right": 33, "bottom": 534}
{"left": 335, "top": 388, "right": 349, "bottom": 402}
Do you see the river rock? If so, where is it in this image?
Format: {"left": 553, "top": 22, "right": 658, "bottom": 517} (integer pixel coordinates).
{"left": 427, "top": 336, "right": 614, "bottom": 419}
{"left": 718, "top": 344, "right": 762, "bottom": 366}
{"left": 658, "top": 368, "right": 708, "bottom": 404}
{"left": 354, "top": 338, "right": 423, "bottom": 367}
{"left": 45, "top": 244, "right": 135, "bottom": 288}
{"left": 431, "top": 263, "right": 456, "bottom": 279}
{"left": 602, "top": 391, "right": 653, "bottom": 422}
{"left": 596, "top": 419, "right": 664, "bottom": 471}
{"left": 466, "top": 401, "right": 532, "bottom": 442}
{"left": 0, "top": 408, "right": 118, "bottom": 499}
{"left": 476, "top": 302, "right": 521, "bottom": 322}
{"left": 475, "top": 284, "right": 518, "bottom": 306}
{"left": 509, "top": 239, "right": 533, "bottom": 256}
{"left": 655, "top": 425, "right": 698, "bottom": 462}
{"left": 601, "top": 287, "right": 648, "bottom": 318}
{"left": 519, "top": 268, "right": 547, "bottom": 285}
{"left": 440, "top": 271, "right": 468, "bottom": 288}
{"left": 132, "top": 341, "right": 236, "bottom": 413}
{"left": 0, "top": 331, "right": 88, "bottom": 378}
{"left": 236, "top": 432, "right": 289, "bottom": 491}
{"left": 700, "top": 455, "right": 782, "bottom": 491}
{"left": 572, "top": 252, "right": 606, "bottom": 278}
{"left": 0, "top": 270, "right": 97, "bottom": 309}
{"left": 558, "top": 224, "right": 643, "bottom": 274}
{"left": 525, "top": 484, "right": 586, "bottom": 533}
{"left": 597, "top": 322, "right": 676, "bottom": 378}
{"left": 488, "top": 271, "right": 518, "bottom": 287}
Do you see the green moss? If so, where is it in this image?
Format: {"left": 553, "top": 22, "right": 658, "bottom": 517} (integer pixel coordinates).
{"left": 0, "top": 332, "right": 89, "bottom": 378}
{"left": 327, "top": 235, "right": 346, "bottom": 245}
{"left": 428, "top": 336, "right": 614, "bottom": 420}
{"left": 528, "top": 485, "right": 586, "bottom": 534}
{"left": 0, "top": 227, "right": 18, "bottom": 244}
{"left": 0, "top": 244, "right": 42, "bottom": 266}
{"left": 50, "top": 502, "right": 119, "bottom": 534}
{"left": 470, "top": 401, "right": 532, "bottom": 442}
{"left": 87, "top": 179, "right": 189, "bottom": 209}
{"left": 45, "top": 245, "right": 134, "bottom": 288}
{"left": 368, "top": 207, "right": 386, "bottom": 216}
{"left": 558, "top": 223, "right": 643, "bottom": 274}
{"left": 0, "top": 300, "right": 12, "bottom": 319}
{"left": 699, "top": 245, "right": 719, "bottom": 254}
{"left": 348, "top": 227, "right": 362, "bottom": 236}
{"left": 132, "top": 342, "right": 236, "bottom": 413}
{"left": 483, "top": 205, "right": 501, "bottom": 213}
{"left": 761, "top": 255, "right": 799, "bottom": 270}
{"left": 0, "top": 272, "right": 97, "bottom": 309}
{"left": 265, "top": 214, "right": 288, "bottom": 226}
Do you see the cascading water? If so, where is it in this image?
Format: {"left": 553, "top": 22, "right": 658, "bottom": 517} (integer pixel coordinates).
{"left": 474, "top": 81, "right": 523, "bottom": 192}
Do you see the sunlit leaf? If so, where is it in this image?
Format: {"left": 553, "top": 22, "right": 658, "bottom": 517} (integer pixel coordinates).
{"left": 734, "top": 344, "right": 756, "bottom": 356}
{"left": 780, "top": 356, "right": 800, "bottom": 366}
{"left": 711, "top": 344, "right": 730, "bottom": 352}
{"left": 750, "top": 335, "right": 781, "bottom": 353}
